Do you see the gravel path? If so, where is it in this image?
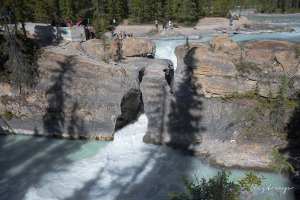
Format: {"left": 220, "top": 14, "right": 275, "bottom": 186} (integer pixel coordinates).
{"left": 108, "top": 17, "right": 256, "bottom": 39}
{"left": 107, "top": 16, "right": 298, "bottom": 40}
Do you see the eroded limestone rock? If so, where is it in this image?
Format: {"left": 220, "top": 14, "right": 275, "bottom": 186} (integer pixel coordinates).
{"left": 0, "top": 39, "right": 165, "bottom": 140}
{"left": 110, "top": 38, "right": 156, "bottom": 58}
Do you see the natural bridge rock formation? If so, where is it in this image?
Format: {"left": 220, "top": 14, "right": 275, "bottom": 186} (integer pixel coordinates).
{"left": 0, "top": 39, "right": 168, "bottom": 140}
{"left": 1, "top": 36, "right": 299, "bottom": 173}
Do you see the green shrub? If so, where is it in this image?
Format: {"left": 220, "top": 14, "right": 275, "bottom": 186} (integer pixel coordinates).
{"left": 274, "top": 8, "right": 283, "bottom": 13}
{"left": 185, "top": 36, "right": 190, "bottom": 51}
{"left": 2, "top": 110, "right": 14, "bottom": 120}
{"left": 234, "top": 62, "right": 262, "bottom": 75}
{"left": 107, "top": 24, "right": 114, "bottom": 30}
{"left": 100, "top": 54, "right": 109, "bottom": 63}
{"left": 293, "top": 46, "right": 300, "bottom": 58}
{"left": 148, "top": 29, "right": 159, "bottom": 35}
{"left": 173, "top": 23, "right": 179, "bottom": 28}
{"left": 233, "top": 15, "right": 239, "bottom": 20}
{"left": 208, "top": 43, "right": 216, "bottom": 52}
{"left": 169, "top": 170, "right": 241, "bottom": 200}
{"left": 244, "top": 23, "right": 249, "bottom": 28}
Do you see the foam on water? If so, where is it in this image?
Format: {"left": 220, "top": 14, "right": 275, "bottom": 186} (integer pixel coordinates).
{"left": 232, "top": 23, "right": 300, "bottom": 42}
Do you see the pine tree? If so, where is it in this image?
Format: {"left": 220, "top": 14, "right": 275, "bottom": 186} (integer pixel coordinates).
{"left": 92, "top": 0, "right": 109, "bottom": 38}
{"left": 34, "top": 0, "right": 50, "bottom": 23}
{"left": 165, "top": 0, "right": 174, "bottom": 20}
{"left": 268, "top": 148, "right": 295, "bottom": 200}
{"left": 4, "top": 0, "right": 34, "bottom": 35}
{"left": 153, "top": 0, "right": 164, "bottom": 20}
{"left": 2, "top": 19, "right": 38, "bottom": 93}
{"left": 66, "top": 0, "right": 74, "bottom": 21}
{"left": 108, "top": 0, "right": 124, "bottom": 23}
{"left": 172, "top": 0, "right": 183, "bottom": 21}
{"left": 198, "top": 0, "right": 206, "bottom": 18}
{"left": 182, "top": 0, "right": 198, "bottom": 23}
{"left": 212, "top": 0, "right": 221, "bottom": 17}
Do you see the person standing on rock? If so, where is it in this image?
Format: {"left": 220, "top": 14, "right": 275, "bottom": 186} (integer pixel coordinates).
{"left": 162, "top": 19, "right": 166, "bottom": 29}
{"left": 155, "top": 19, "right": 158, "bottom": 29}
{"left": 85, "top": 27, "right": 90, "bottom": 40}
{"left": 169, "top": 20, "right": 172, "bottom": 30}
{"left": 113, "top": 19, "right": 116, "bottom": 26}
{"left": 119, "top": 31, "right": 123, "bottom": 40}
{"left": 229, "top": 13, "right": 233, "bottom": 26}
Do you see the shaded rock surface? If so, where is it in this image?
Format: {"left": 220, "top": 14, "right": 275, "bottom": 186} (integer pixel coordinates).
{"left": 143, "top": 36, "right": 300, "bottom": 170}
{"left": 0, "top": 39, "right": 169, "bottom": 140}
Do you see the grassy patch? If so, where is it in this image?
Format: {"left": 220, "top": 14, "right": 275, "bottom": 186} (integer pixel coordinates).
{"left": 228, "top": 75, "right": 298, "bottom": 139}
{"left": 2, "top": 110, "right": 14, "bottom": 120}
{"left": 234, "top": 62, "right": 262, "bottom": 75}
{"left": 233, "top": 15, "right": 240, "bottom": 20}
{"left": 257, "top": 80, "right": 271, "bottom": 86}
{"left": 148, "top": 29, "right": 159, "bottom": 35}
{"left": 244, "top": 23, "right": 250, "bottom": 28}
{"left": 173, "top": 23, "right": 179, "bottom": 28}
{"left": 293, "top": 46, "right": 300, "bottom": 58}
{"left": 100, "top": 54, "right": 109, "bottom": 63}
{"left": 208, "top": 43, "right": 216, "bottom": 52}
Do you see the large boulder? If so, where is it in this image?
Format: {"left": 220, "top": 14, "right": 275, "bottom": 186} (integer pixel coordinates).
{"left": 110, "top": 38, "right": 156, "bottom": 58}
{"left": 208, "top": 36, "right": 240, "bottom": 59}
{"left": 275, "top": 50, "right": 300, "bottom": 73}
{"left": 242, "top": 40, "right": 299, "bottom": 73}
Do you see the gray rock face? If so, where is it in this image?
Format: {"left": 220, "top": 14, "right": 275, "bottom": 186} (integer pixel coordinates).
{"left": 0, "top": 40, "right": 169, "bottom": 140}
{"left": 110, "top": 38, "right": 156, "bottom": 59}
{"left": 142, "top": 37, "right": 300, "bottom": 170}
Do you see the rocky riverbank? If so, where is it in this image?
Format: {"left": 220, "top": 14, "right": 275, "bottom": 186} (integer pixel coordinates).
{"left": 108, "top": 16, "right": 296, "bottom": 40}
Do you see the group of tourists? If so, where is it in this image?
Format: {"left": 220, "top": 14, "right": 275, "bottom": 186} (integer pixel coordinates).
{"left": 85, "top": 26, "right": 95, "bottom": 40}
{"left": 221, "top": 13, "right": 235, "bottom": 34}
{"left": 50, "top": 18, "right": 84, "bottom": 28}
{"left": 157, "top": 19, "right": 172, "bottom": 30}
{"left": 50, "top": 18, "right": 95, "bottom": 40}
{"left": 111, "top": 30, "right": 133, "bottom": 40}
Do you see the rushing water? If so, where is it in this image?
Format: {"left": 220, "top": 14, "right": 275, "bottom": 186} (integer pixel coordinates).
{"left": 1, "top": 19, "right": 300, "bottom": 200}
{"left": 232, "top": 23, "right": 300, "bottom": 42}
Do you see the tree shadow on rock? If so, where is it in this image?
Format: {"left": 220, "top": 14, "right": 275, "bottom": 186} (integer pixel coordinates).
{"left": 43, "top": 55, "right": 86, "bottom": 137}
{"left": 34, "top": 25, "right": 63, "bottom": 47}
{"left": 168, "top": 47, "right": 205, "bottom": 153}
{"left": 0, "top": 54, "right": 87, "bottom": 200}
{"left": 282, "top": 92, "right": 300, "bottom": 187}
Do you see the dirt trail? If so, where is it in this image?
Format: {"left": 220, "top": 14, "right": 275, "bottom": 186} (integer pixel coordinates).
{"left": 107, "top": 16, "right": 293, "bottom": 39}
